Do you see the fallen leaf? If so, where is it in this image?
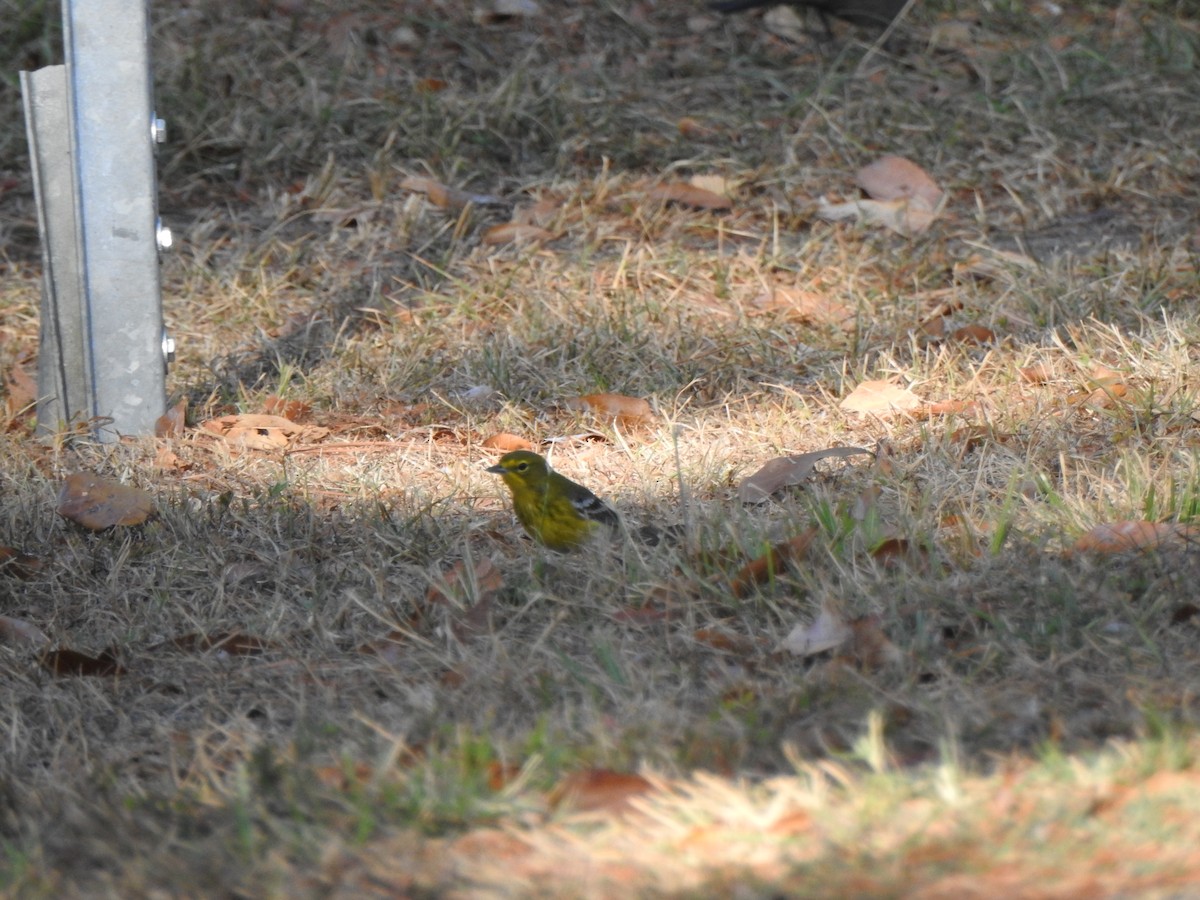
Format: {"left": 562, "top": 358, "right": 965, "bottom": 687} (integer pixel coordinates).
{"left": 481, "top": 222, "right": 555, "bottom": 245}
{"left": 562, "top": 393, "right": 654, "bottom": 425}
{"left": 481, "top": 433, "right": 534, "bottom": 452}
{"left": 40, "top": 648, "right": 125, "bottom": 677}
{"left": 845, "top": 614, "right": 904, "bottom": 670}
{"left": 155, "top": 397, "right": 187, "bottom": 437}
{"left": 646, "top": 182, "right": 732, "bottom": 211}
{"left": 399, "top": 175, "right": 502, "bottom": 211}
{"left": 1019, "top": 363, "right": 1054, "bottom": 384}
{"left": 1072, "top": 521, "right": 1195, "bottom": 554}
{"left": 0, "top": 615, "right": 49, "bottom": 648}
{"left": 57, "top": 473, "right": 153, "bottom": 530}
{"left": 739, "top": 447, "right": 873, "bottom": 503}
{"left": 4, "top": 357, "right": 37, "bottom": 425}
{"left": 840, "top": 380, "right": 922, "bottom": 416}
{"left": 781, "top": 605, "right": 852, "bottom": 657}
{"left": 857, "top": 155, "right": 944, "bottom": 208}
{"left": 952, "top": 324, "right": 996, "bottom": 344}
{"left": 677, "top": 116, "right": 718, "bottom": 139}
{"left": 167, "top": 632, "right": 275, "bottom": 656}
{"left": 693, "top": 628, "right": 765, "bottom": 655}
{"left": 201, "top": 413, "right": 328, "bottom": 450}
{"left": 0, "top": 546, "right": 44, "bottom": 579}
{"left": 263, "top": 395, "right": 311, "bottom": 422}
{"left": 730, "top": 528, "right": 818, "bottom": 597}
{"left": 749, "top": 288, "right": 854, "bottom": 327}
{"left": 550, "top": 769, "right": 654, "bottom": 814}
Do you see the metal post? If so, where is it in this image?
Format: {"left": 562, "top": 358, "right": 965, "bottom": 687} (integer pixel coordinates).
{"left": 21, "top": 0, "right": 171, "bottom": 440}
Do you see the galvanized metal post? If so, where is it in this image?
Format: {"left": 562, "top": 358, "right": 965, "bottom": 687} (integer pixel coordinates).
{"left": 21, "top": 0, "right": 171, "bottom": 441}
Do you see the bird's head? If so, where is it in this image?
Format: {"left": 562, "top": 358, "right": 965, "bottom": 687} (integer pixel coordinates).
{"left": 486, "top": 450, "right": 550, "bottom": 483}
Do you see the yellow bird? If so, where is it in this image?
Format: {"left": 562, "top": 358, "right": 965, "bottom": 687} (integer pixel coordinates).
{"left": 487, "top": 450, "right": 619, "bottom": 551}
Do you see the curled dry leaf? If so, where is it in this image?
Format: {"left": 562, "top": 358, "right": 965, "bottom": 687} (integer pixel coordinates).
{"left": 550, "top": 769, "right": 655, "bottom": 814}
{"left": 562, "top": 393, "right": 654, "bottom": 425}
{"left": 201, "top": 413, "right": 329, "bottom": 451}
{"left": 739, "top": 447, "right": 873, "bottom": 503}
{"left": 0, "top": 546, "right": 44, "bottom": 579}
{"left": 481, "top": 432, "right": 535, "bottom": 452}
{"left": 167, "top": 631, "right": 275, "bottom": 655}
{"left": 155, "top": 396, "right": 187, "bottom": 437}
{"left": 846, "top": 614, "right": 904, "bottom": 670}
{"left": 4, "top": 357, "right": 37, "bottom": 424}
{"left": 1072, "top": 521, "right": 1196, "bottom": 554}
{"left": 856, "top": 155, "right": 945, "bottom": 208}
{"left": 263, "top": 395, "right": 311, "bottom": 422}
{"left": 840, "top": 380, "right": 922, "bottom": 416}
{"left": 730, "top": 528, "right": 818, "bottom": 597}
{"left": 399, "top": 175, "right": 502, "bottom": 211}
{"left": 677, "top": 116, "right": 718, "bottom": 139}
{"left": 1019, "top": 363, "right": 1054, "bottom": 385}
{"left": 481, "top": 222, "right": 555, "bottom": 245}
{"left": 952, "top": 324, "right": 996, "bottom": 344}
{"left": 58, "top": 473, "right": 153, "bottom": 530}
{"left": 646, "top": 182, "right": 732, "bottom": 211}
{"left": 40, "top": 648, "right": 126, "bottom": 677}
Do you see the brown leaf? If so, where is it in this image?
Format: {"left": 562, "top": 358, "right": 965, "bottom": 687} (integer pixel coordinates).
{"left": 481, "top": 222, "right": 555, "bottom": 246}
{"left": 550, "top": 769, "right": 654, "bottom": 814}
{"left": 750, "top": 288, "right": 854, "bottom": 328}
{"left": 693, "top": 628, "right": 764, "bottom": 655}
{"left": 0, "top": 546, "right": 44, "bottom": 579}
{"left": 57, "top": 473, "right": 153, "bottom": 530}
{"left": 739, "top": 447, "right": 872, "bottom": 503}
{"left": 562, "top": 393, "right": 654, "bottom": 425}
{"left": 167, "top": 631, "right": 275, "bottom": 656}
{"left": 730, "top": 528, "right": 818, "bottom": 598}
{"left": 846, "top": 614, "right": 903, "bottom": 671}
{"left": 871, "top": 536, "right": 929, "bottom": 571}
{"left": 481, "top": 432, "right": 535, "bottom": 452}
{"left": 41, "top": 648, "right": 126, "bottom": 677}
{"left": 155, "top": 396, "right": 188, "bottom": 437}
{"left": 677, "top": 116, "right": 718, "bottom": 139}
{"left": 1072, "top": 521, "right": 1194, "bottom": 554}
{"left": 399, "top": 175, "right": 502, "bottom": 211}
{"left": 263, "top": 395, "right": 311, "bottom": 422}
{"left": 201, "top": 413, "right": 328, "bottom": 450}
{"left": 951, "top": 324, "right": 996, "bottom": 344}
{"left": 4, "top": 357, "right": 37, "bottom": 424}
{"left": 856, "top": 155, "right": 945, "bottom": 208}
{"left": 1019, "top": 363, "right": 1054, "bottom": 384}
{"left": 0, "top": 615, "right": 49, "bottom": 648}
{"left": 646, "top": 182, "right": 732, "bottom": 211}
{"left": 839, "top": 380, "right": 922, "bottom": 416}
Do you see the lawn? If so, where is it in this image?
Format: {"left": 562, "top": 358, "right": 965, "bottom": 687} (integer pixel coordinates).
{"left": 2, "top": 0, "right": 1200, "bottom": 895}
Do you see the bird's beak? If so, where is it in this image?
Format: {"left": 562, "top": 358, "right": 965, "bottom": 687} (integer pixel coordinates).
{"left": 486, "top": 463, "right": 505, "bottom": 474}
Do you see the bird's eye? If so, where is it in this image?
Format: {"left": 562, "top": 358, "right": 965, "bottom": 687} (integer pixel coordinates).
{"left": 517, "top": 462, "right": 528, "bottom": 472}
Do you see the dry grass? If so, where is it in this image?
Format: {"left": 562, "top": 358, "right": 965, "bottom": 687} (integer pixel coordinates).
{"left": 2, "top": 0, "right": 1200, "bottom": 895}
